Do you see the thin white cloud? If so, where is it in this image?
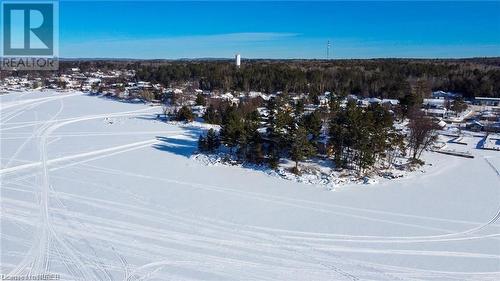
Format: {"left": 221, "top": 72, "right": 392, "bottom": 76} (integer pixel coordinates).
{"left": 86, "top": 32, "right": 299, "bottom": 44}
{"left": 61, "top": 32, "right": 300, "bottom": 58}
{"left": 61, "top": 33, "right": 500, "bottom": 59}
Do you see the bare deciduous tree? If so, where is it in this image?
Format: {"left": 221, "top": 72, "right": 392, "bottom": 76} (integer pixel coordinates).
{"left": 407, "top": 108, "right": 440, "bottom": 161}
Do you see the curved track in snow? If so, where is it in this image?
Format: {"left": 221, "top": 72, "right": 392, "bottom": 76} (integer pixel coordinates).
{"left": 1, "top": 91, "right": 499, "bottom": 281}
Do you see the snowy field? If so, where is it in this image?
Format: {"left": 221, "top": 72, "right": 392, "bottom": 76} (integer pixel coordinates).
{"left": 1, "top": 91, "right": 499, "bottom": 281}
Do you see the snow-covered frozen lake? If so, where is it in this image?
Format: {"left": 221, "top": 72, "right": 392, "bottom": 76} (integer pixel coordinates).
{"left": 1, "top": 91, "right": 499, "bottom": 280}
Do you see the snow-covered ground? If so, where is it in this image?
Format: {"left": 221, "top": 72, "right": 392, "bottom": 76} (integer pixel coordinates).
{"left": 1, "top": 91, "right": 499, "bottom": 281}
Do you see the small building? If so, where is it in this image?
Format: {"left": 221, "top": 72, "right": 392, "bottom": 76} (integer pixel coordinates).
{"left": 432, "top": 91, "right": 461, "bottom": 100}
{"left": 474, "top": 97, "right": 500, "bottom": 106}
{"left": 367, "top": 97, "right": 382, "bottom": 105}
{"left": 485, "top": 122, "right": 500, "bottom": 133}
{"left": 381, "top": 99, "right": 399, "bottom": 106}
{"left": 424, "top": 108, "right": 446, "bottom": 118}
{"left": 437, "top": 120, "right": 447, "bottom": 129}
{"left": 479, "top": 111, "right": 499, "bottom": 121}
{"left": 466, "top": 120, "right": 484, "bottom": 132}
{"left": 423, "top": 98, "right": 445, "bottom": 109}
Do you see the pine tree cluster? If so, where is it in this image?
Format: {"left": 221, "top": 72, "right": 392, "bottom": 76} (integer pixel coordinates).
{"left": 198, "top": 128, "right": 221, "bottom": 153}
{"left": 328, "top": 100, "right": 405, "bottom": 173}
{"left": 197, "top": 94, "right": 410, "bottom": 175}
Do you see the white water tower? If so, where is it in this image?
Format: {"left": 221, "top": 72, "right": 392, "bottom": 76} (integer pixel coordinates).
{"left": 235, "top": 53, "right": 241, "bottom": 68}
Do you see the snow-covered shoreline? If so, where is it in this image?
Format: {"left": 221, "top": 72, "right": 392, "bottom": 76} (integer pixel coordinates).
{"left": 191, "top": 152, "right": 429, "bottom": 189}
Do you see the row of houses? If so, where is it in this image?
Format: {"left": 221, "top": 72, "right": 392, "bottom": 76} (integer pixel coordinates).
{"left": 0, "top": 68, "right": 137, "bottom": 93}
{"left": 474, "top": 97, "right": 500, "bottom": 107}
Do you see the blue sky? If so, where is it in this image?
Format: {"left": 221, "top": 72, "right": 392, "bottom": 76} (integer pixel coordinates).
{"left": 57, "top": 1, "right": 500, "bottom": 59}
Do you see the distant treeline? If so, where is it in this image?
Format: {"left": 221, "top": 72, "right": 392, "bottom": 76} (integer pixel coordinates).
{"left": 6, "top": 58, "right": 500, "bottom": 99}
{"left": 134, "top": 59, "right": 500, "bottom": 99}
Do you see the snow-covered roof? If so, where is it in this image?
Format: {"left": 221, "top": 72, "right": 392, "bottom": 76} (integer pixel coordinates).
{"left": 425, "top": 108, "right": 446, "bottom": 115}
{"left": 382, "top": 99, "right": 399, "bottom": 105}
{"left": 220, "top": 93, "right": 234, "bottom": 100}
{"left": 475, "top": 97, "right": 500, "bottom": 101}
{"left": 347, "top": 94, "right": 358, "bottom": 100}
{"left": 248, "top": 91, "right": 262, "bottom": 98}
{"left": 432, "top": 91, "right": 461, "bottom": 99}
{"left": 423, "top": 99, "right": 445, "bottom": 107}
{"left": 367, "top": 97, "right": 382, "bottom": 104}
{"left": 468, "top": 120, "right": 484, "bottom": 127}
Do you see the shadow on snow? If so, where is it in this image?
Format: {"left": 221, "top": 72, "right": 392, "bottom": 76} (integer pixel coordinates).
{"left": 152, "top": 127, "right": 200, "bottom": 157}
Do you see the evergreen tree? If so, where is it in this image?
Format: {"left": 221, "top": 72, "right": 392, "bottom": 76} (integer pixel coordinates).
{"left": 203, "top": 105, "right": 222, "bottom": 124}
{"left": 400, "top": 94, "right": 423, "bottom": 117}
{"left": 176, "top": 106, "right": 194, "bottom": 122}
{"left": 341, "top": 100, "right": 363, "bottom": 169}
{"left": 274, "top": 100, "right": 295, "bottom": 151}
{"left": 198, "top": 135, "right": 208, "bottom": 152}
{"left": 265, "top": 97, "right": 281, "bottom": 166}
{"left": 451, "top": 98, "right": 467, "bottom": 114}
{"left": 206, "top": 128, "right": 220, "bottom": 152}
{"left": 354, "top": 111, "right": 376, "bottom": 173}
{"left": 195, "top": 94, "right": 206, "bottom": 106}
{"left": 268, "top": 148, "right": 280, "bottom": 169}
{"left": 329, "top": 95, "right": 341, "bottom": 116}
{"left": 294, "top": 99, "right": 305, "bottom": 116}
{"left": 235, "top": 110, "right": 261, "bottom": 161}
{"left": 290, "top": 126, "right": 316, "bottom": 174}
{"left": 309, "top": 91, "right": 320, "bottom": 105}
{"left": 198, "top": 129, "right": 220, "bottom": 153}
{"left": 328, "top": 107, "right": 348, "bottom": 167}
{"left": 301, "top": 110, "right": 322, "bottom": 142}
{"left": 220, "top": 106, "right": 244, "bottom": 153}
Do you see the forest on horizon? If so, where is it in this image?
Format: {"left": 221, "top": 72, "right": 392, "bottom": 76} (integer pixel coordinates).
{"left": 7, "top": 57, "right": 500, "bottom": 99}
